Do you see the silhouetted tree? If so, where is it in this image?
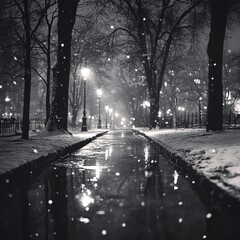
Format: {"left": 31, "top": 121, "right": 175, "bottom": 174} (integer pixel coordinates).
{"left": 106, "top": 0, "right": 205, "bottom": 129}
{"left": 206, "top": 0, "right": 231, "bottom": 131}
{"left": 46, "top": 0, "right": 79, "bottom": 132}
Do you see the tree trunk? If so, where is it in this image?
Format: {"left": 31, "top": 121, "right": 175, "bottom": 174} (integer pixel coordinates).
{"left": 22, "top": 0, "right": 31, "bottom": 140}
{"left": 46, "top": 0, "right": 78, "bottom": 131}
{"left": 71, "top": 108, "right": 78, "bottom": 128}
{"left": 206, "top": 0, "right": 229, "bottom": 131}
{"left": 45, "top": 26, "right": 52, "bottom": 125}
{"left": 149, "top": 90, "right": 159, "bottom": 129}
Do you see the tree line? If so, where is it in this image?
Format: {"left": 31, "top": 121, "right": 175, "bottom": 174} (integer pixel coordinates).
{"left": 0, "top": 0, "right": 239, "bottom": 139}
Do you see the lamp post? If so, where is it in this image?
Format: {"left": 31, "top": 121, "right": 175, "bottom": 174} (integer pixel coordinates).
{"left": 143, "top": 100, "right": 150, "bottom": 127}
{"left": 199, "top": 97, "right": 202, "bottom": 127}
{"left": 108, "top": 108, "right": 113, "bottom": 128}
{"left": 114, "top": 112, "right": 119, "bottom": 129}
{"left": 105, "top": 105, "right": 109, "bottom": 129}
{"left": 81, "top": 67, "right": 90, "bottom": 131}
{"left": 97, "top": 89, "right": 102, "bottom": 129}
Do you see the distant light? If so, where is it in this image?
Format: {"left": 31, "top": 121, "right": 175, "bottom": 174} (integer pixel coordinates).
{"left": 194, "top": 79, "right": 201, "bottom": 84}
{"left": 81, "top": 67, "right": 90, "bottom": 80}
{"left": 5, "top": 96, "right": 10, "bottom": 102}
{"left": 166, "top": 109, "right": 171, "bottom": 115}
{"left": 96, "top": 89, "right": 102, "bottom": 97}
{"left": 79, "top": 217, "right": 90, "bottom": 223}
{"left": 143, "top": 100, "right": 150, "bottom": 107}
{"left": 105, "top": 105, "right": 109, "bottom": 112}
{"left": 81, "top": 192, "right": 94, "bottom": 207}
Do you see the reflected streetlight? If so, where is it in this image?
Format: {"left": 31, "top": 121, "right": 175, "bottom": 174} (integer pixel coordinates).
{"left": 96, "top": 89, "right": 102, "bottom": 129}
{"left": 81, "top": 67, "right": 90, "bottom": 131}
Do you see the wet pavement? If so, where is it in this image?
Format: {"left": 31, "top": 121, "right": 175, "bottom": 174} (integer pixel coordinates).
{"left": 0, "top": 130, "right": 240, "bottom": 240}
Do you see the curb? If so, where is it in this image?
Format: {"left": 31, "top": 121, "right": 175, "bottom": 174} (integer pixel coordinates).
{"left": 134, "top": 129, "right": 240, "bottom": 213}
{"left": 0, "top": 131, "right": 108, "bottom": 191}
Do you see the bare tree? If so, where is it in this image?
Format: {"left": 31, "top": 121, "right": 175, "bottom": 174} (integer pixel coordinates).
{"left": 13, "top": 0, "right": 47, "bottom": 139}
{"left": 33, "top": 0, "right": 58, "bottom": 124}
{"left": 104, "top": 0, "right": 205, "bottom": 129}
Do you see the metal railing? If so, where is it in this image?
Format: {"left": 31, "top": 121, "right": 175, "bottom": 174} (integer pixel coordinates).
{"left": 0, "top": 119, "right": 45, "bottom": 134}
{"left": 158, "top": 111, "right": 240, "bottom": 129}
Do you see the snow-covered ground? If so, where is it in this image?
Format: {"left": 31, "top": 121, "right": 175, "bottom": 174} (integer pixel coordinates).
{"left": 0, "top": 129, "right": 106, "bottom": 175}
{"left": 137, "top": 128, "right": 240, "bottom": 201}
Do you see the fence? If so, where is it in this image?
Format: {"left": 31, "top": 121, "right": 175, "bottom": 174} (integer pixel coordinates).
{"left": 158, "top": 110, "right": 240, "bottom": 129}
{"left": 0, "top": 119, "right": 45, "bottom": 134}
{"left": 227, "top": 110, "right": 240, "bottom": 129}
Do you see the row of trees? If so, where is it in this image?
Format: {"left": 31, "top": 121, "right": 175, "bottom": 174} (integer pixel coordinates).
{"left": 105, "top": 0, "right": 240, "bottom": 130}
{"left": 0, "top": 0, "right": 239, "bottom": 139}
{"left": 0, "top": 0, "right": 111, "bottom": 139}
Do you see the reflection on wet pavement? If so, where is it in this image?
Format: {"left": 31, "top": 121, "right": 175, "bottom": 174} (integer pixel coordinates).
{"left": 0, "top": 130, "right": 240, "bottom": 240}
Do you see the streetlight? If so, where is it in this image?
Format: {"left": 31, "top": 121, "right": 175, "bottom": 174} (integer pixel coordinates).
{"left": 105, "top": 105, "right": 109, "bottom": 129}
{"left": 142, "top": 100, "right": 150, "bottom": 127}
{"left": 199, "top": 97, "right": 202, "bottom": 127}
{"left": 108, "top": 108, "right": 113, "bottom": 128}
{"left": 114, "top": 112, "right": 119, "bottom": 128}
{"left": 96, "top": 89, "right": 102, "bottom": 129}
{"left": 177, "top": 106, "right": 185, "bottom": 127}
{"left": 81, "top": 67, "right": 90, "bottom": 131}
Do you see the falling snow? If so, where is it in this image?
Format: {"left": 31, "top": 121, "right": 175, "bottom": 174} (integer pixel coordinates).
{"left": 206, "top": 213, "right": 212, "bottom": 219}
{"left": 101, "top": 230, "right": 107, "bottom": 235}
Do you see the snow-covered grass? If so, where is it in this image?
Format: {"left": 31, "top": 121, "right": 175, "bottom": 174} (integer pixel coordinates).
{"left": 137, "top": 128, "right": 240, "bottom": 201}
{"left": 0, "top": 129, "right": 106, "bottom": 175}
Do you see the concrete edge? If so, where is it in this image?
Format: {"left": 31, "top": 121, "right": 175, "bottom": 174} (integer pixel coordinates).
{"left": 0, "top": 131, "right": 108, "bottom": 190}
{"left": 134, "top": 129, "right": 240, "bottom": 213}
